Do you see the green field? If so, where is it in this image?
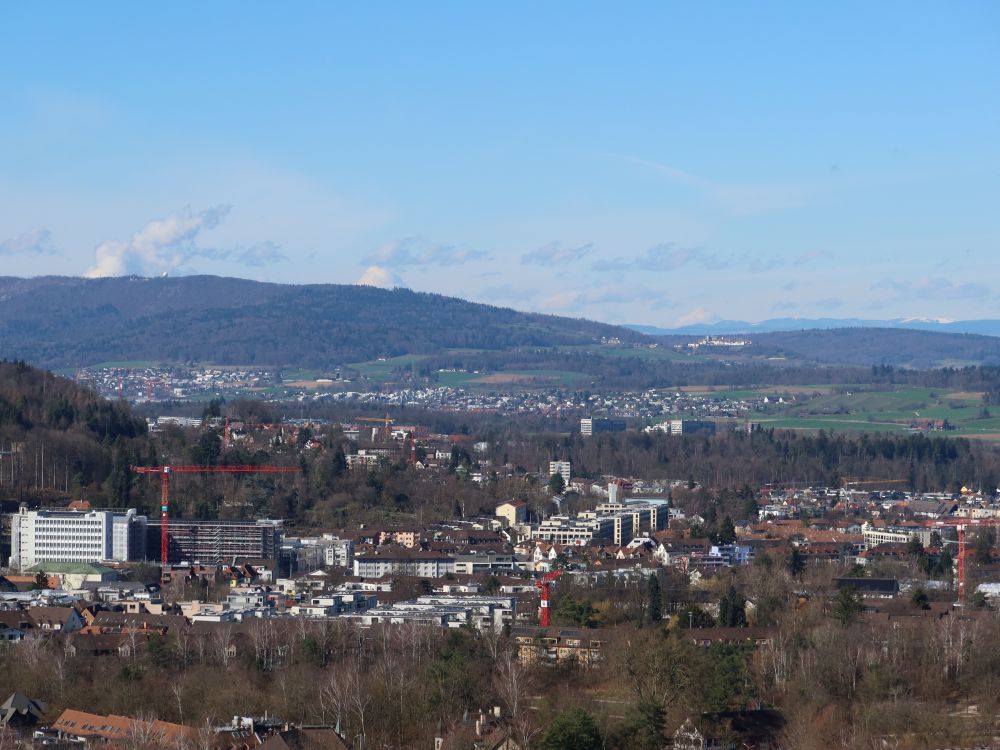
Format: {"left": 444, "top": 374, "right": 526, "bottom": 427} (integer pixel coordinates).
{"left": 558, "top": 344, "right": 699, "bottom": 362}
{"left": 436, "top": 368, "right": 589, "bottom": 388}
{"left": 755, "top": 385, "right": 999, "bottom": 437}
{"left": 756, "top": 416, "right": 911, "bottom": 433}
{"left": 345, "top": 354, "right": 428, "bottom": 379}
{"left": 278, "top": 368, "right": 322, "bottom": 381}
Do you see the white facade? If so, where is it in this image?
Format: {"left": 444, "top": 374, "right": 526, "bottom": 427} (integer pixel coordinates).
{"left": 861, "top": 522, "right": 934, "bottom": 549}
{"left": 9, "top": 506, "right": 145, "bottom": 570}
{"left": 548, "top": 461, "right": 571, "bottom": 484}
{"left": 353, "top": 553, "right": 455, "bottom": 578}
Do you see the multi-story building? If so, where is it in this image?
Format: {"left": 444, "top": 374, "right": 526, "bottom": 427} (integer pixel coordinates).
{"left": 8, "top": 506, "right": 146, "bottom": 570}
{"left": 668, "top": 419, "right": 716, "bottom": 436}
{"left": 349, "top": 595, "right": 515, "bottom": 631}
{"left": 146, "top": 518, "right": 282, "bottom": 564}
{"left": 532, "top": 501, "right": 667, "bottom": 546}
{"left": 512, "top": 626, "right": 609, "bottom": 665}
{"left": 548, "top": 461, "right": 571, "bottom": 485}
{"left": 580, "top": 418, "right": 627, "bottom": 436}
{"left": 453, "top": 553, "right": 520, "bottom": 575}
{"left": 495, "top": 500, "right": 527, "bottom": 527}
{"left": 860, "top": 522, "right": 934, "bottom": 549}
{"left": 352, "top": 550, "right": 455, "bottom": 578}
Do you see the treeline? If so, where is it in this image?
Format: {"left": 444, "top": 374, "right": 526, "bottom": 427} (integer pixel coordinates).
{"left": 413, "top": 347, "right": 1000, "bottom": 392}
{"left": 744, "top": 327, "right": 1000, "bottom": 368}
{"left": 495, "top": 428, "right": 1000, "bottom": 494}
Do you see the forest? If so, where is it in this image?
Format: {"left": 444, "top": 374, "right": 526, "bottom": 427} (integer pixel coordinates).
{"left": 0, "top": 276, "right": 643, "bottom": 368}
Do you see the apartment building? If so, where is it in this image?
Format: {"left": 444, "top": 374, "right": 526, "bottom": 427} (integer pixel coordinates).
{"left": 352, "top": 550, "right": 455, "bottom": 578}
{"left": 861, "top": 522, "right": 934, "bottom": 549}
{"left": 533, "top": 501, "right": 668, "bottom": 546}
{"left": 548, "top": 461, "right": 571, "bottom": 484}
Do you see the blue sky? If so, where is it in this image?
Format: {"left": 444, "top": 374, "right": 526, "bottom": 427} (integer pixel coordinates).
{"left": 0, "top": 2, "right": 997, "bottom": 327}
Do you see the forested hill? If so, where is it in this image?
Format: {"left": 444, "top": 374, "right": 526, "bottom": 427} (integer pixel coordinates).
{"left": 743, "top": 328, "right": 1000, "bottom": 368}
{"left": 0, "top": 360, "right": 150, "bottom": 505}
{"left": 0, "top": 276, "right": 647, "bottom": 368}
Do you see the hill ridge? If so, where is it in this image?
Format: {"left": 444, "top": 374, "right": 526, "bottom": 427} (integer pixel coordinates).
{"left": 0, "top": 275, "right": 647, "bottom": 368}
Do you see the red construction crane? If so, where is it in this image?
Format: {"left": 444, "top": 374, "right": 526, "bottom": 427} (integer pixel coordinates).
{"left": 535, "top": 570, "right": 563, "bottom": 627}
{"left": 133, "top": 464, "right": 299, "bottom": 580}
{"left": 923, "top": 518, "right": 1000, "bottom": 603}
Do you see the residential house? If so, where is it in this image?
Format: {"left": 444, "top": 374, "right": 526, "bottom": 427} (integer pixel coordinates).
{"left": 27, "top": 606, "right": 84, "bottom": 633}
{"left": 48, "top": 708, "right": 199, "bottom": 748}
{"left": 0, "top": 692, "right": 47, "bottom": 730}
{"left": 680, "top": 627, "right": 776, "bottom": 649}
{"left": 511, "top": 626, "right": 609, "bottom": 665}
{"left": 496, "top": 501, "right": 528, "bottom": 528}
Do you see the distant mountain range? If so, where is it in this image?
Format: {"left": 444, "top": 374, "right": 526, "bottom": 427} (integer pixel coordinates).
{"left": 3, "top": 275, "right": 1000, "bottom": 372}
{"left": 628, "top": 318, "right": 1000, "bottom": 338}
{"left": 0, "top": 275, "right": 646, "bottom": 368}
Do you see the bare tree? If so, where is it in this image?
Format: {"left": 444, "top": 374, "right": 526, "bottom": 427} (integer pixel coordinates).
{"left": 211, "top": 624, "right": 234, "bottom": 668}
{"left": 494, "top": 648, "right": 538, "bottom": 750}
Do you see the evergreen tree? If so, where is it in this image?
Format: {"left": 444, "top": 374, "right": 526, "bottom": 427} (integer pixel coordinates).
{"left": 646, "top": 574, "right": 662, "bottom": 626}
{"left": 108, "top": 436, "right": 134, "bottom": 508}
{"left": 787, "top": 547, "right": 806, "bottom": 578}
{"left": 539, "top": 708, "right": 602, "bottom": 750}
{"left": 716, "top": 515, "right": 737, "bottom": 545}
{"left": 718, "top": 585, "right": 747, "bottom": 627}
{"left": 833, "top": 586, "right": 863, "bottom": 627}
{"left": 548, "top": 472, "right": 566, "bottom": 495}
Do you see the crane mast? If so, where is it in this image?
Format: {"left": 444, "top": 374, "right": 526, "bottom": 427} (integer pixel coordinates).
{"left": 134, "top": 464, "right": 299, "bottom": 583}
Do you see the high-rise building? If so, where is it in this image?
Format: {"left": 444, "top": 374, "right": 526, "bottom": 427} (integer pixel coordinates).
{"left": 8, "top": 506, "right": 146, "bottom": 570}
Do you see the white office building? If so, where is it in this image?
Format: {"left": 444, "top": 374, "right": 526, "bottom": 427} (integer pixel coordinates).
{"left": 8, "top": 506, "right": 146, "bottom": 570}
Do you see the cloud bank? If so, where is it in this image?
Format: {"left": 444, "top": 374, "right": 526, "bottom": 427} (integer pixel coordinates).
{"left": 521, "top": 241, "right": 593, "bottom": 266}
{"left": 0, "top": 229, "right": 57, "bottom": 256}
{"left": 362, "top": 237, "right": 488, "bottom": 268}
{"left": 85, "top": 205, "right": 233, "bottom": 277}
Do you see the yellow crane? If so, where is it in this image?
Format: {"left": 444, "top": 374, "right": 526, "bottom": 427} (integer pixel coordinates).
{"left": 357, "top": 414, "right": 394, "bottom": 439}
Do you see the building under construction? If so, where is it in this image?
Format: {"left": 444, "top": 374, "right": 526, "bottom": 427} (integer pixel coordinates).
{"left": 145, "top": 518, "right": 283, "bottom": 564}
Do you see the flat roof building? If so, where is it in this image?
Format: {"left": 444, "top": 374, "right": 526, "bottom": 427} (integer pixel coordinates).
{"left": 8, "top": 506, "right": 146, "bottom": 571}
{"left": 146, "top": 518, "right": 282, "bottom": 564}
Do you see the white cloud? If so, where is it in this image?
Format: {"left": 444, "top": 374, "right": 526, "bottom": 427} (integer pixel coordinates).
{"left": 0, "top": 228, "right": 57, "bottom": 256}
{"left": 357, "top": 265, "right": 406, "bottom": 289}
{"left": 521, "top": 241, "right": 593, "bottom": 266}
{"left": 85, "top": 205, "right": 232, "bottom": 277}
{"left": 593, "top": 243, "right": 722, "bottom": 272}
{"left": 362, "top": 236, "right": 488, "bottom": 267}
